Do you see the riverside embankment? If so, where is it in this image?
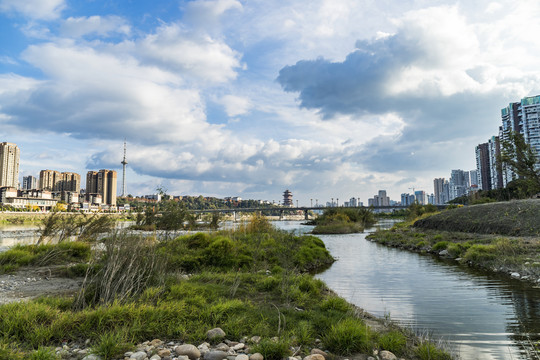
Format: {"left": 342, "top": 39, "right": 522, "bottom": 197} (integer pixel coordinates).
{"left": 367, "top": 199, "right": 540, "bottom": 283}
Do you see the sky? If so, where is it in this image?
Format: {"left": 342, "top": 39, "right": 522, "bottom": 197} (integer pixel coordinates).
{"left": 1, "top": 0, "right": 540, "bottom": 205}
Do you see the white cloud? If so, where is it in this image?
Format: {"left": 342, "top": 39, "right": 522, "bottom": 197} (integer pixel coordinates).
{"left": 183, "top": 0, "right": 242, "bottom": 31}
{"left": 61, "top": 16, "right": 131, "bottom": 38}
{"left": 218, "top": 95, "right": 252, "bottom": 116}
{"left": 0, "top": 0, "right": 65, "bottom": 20}
{"left": 136, "top": 23, "right": 243, "bottom": 84}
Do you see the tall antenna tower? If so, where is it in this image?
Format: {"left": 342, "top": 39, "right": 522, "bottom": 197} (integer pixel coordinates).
{"left": 121, "top": 140, "right": 128, "bottom": 197}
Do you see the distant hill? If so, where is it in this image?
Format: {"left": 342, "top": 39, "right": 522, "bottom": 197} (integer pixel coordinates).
{"left": 414, "top": 199, "right": 540, "bottom": 237}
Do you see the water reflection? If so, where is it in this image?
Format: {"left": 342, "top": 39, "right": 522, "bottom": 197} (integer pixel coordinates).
{"left": 309, "top": 224, "right": 540, "bottom": 360}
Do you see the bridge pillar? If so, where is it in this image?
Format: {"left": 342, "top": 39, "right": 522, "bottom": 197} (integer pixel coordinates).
{"left": 279, "top": 210, "right": 284, "bottom": 220}
{"left": 304, "top": 209, "right": 309, "bottom": 220}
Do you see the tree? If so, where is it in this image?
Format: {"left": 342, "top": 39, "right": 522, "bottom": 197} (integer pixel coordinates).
{"left": 499, "top": 131, "right": 540, "bottom": 198}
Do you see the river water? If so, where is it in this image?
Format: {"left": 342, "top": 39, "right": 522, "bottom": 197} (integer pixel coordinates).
{"left": 272, "top": 220, "right": 540, "bottom": 360}
{"left": 2, "top": 220, "right": 540, "bottom": 359}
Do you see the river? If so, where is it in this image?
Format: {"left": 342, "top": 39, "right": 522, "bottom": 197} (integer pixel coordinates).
{"left": 2, "top": 220, "right": 540, "bottom": 359}
{"left": 272, "top": 220, "right": 540, "bottom": 360}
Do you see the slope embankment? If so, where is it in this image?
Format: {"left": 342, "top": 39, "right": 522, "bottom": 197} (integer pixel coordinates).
{"left": 413, "top": 199, "right": 540, "bottom": 236}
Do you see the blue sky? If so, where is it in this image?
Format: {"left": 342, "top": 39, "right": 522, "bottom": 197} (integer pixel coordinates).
{"left": 1, "top": 0, "right": 540, "bottom": 204}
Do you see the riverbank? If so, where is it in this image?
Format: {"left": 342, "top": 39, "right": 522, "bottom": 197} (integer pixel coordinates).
{"left": 367, "top": 199, "right": 540, "bottom": 283}
{"left": 0, "top": 219, "right": 453, "bottom": 360}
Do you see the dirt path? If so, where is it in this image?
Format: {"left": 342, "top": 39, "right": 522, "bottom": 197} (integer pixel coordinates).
{"left": 0, "top": 266, "right": 81, "bottom": 305}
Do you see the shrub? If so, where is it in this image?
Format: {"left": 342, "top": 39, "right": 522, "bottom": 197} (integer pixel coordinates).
{"left": 320, "top": 297, "right": 350, "bottom": 313}
{"left": 91, "top": 330, "right": 132, "bottom": 360}
{"left": 415, "top": 342, "right": 452, "bottom": 360}
{"left": 463, "top": 244, "right": 497, "bottom": 263}
{"left": 252, "top": 339, "right": 290, "bottom": 360}
{"left": 431, "top": 241, "right": 448, "bottom": 252}
{"left": 28, "top": 347, "right": 58, "bottom": 360}
{"left": 323, "top": 318, "right": 372, "bottom": 355}
{"left": 378, "top": 331, "right": 407, "bottom": 355}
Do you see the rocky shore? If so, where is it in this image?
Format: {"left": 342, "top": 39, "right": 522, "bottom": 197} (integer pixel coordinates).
{"left": 55, "top": 328, "right": 403, "bottom": 360}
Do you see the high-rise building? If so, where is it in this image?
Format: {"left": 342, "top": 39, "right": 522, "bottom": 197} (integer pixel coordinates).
{"left": 414, "top": 190, "right": 426, "bottom": 205}
{"left": 378, "top": 190, "right": 390, "bottom": 206}
{"left": 39, "top": 170, "right": 61, "bottom": 191}
{"left": 86, "top": 170, "right": 117, "bottom": 206}
{"left": 433, "top": 178, "right": 445, "bottom": 205}
{"left": 39, "top": 170, "right": 80, "bottom": 192}
{"left": 499, "top": 95, "right": 540, "bottom": 186}
{"left": 0, "top": 142, "right": 20, "bottom": 188}
{"left": 61, "top": 172, "right": 81, "bottom": 193}
{"left": 476, "top": 143, "right": 491, "bottom": 191}
{"left": 469, "top": 169, "right": 479, "bottom": 187}
{"left": 449, "top": 170, "right": 469, "bottom": 199}
{"left": 487, "top": 136, "right": 503, "bottom": 189}
{"left": 22, "top": 175, "right": 38, "bottom": 190}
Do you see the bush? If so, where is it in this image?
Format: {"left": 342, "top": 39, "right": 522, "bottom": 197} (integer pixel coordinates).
{"left": 252, "top": 339, "right": 290, "bottom": 360}
{"left": 431, "top": 241, "right": 448, "bottom": 252}
{"left": 319, "top": 297, "right": 351, "bottom": 313}
{"left": 463, "top": 244, "right": 497, "bottom": 263}
{"left": 416, "top": 342, "right": 452, "bottom": 360}
{"left": 378, "top": 331, "right": 407, "bottom": 355}
{"left": 323, "top": 318, "right": 372, "bottom": 355}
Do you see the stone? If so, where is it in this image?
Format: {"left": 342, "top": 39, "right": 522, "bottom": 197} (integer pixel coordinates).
{"left": 198, "top": 343, "right": 211, "bottom": 355}
{"left": 204, "top": 351, "right": 229, "bottom": 360}
{"left": 125, "top": 352, "right": 134, "bottom": 357}
{"left": 151, "top": 339, "right": 163, "bottom": 347}
{"left": 249, "top": 336, "right": 261, "bottom": 344}
{"left": 175, "top": 344, "right": 201, "bottom": 360}
{"left": 82, "top": 355, "right": 102, "bottom": 360}
{"left": 511, "top": 272, "right": 521, "bottom": 279}
{"left": 177, "top": 356, "right": 190, "bottom": 360}
{"left": 310, "top": 349, "right": 327, "bottom": 358}
{"left": 158, "top": 349, "right": 171, "bottom": 357}
{"left": 150, "top": 356, "right": 161, "bottom": 360}
{"left": 215, "top": 343, "right": 230, "bottom": 352}
{"left": 250, "top": 353, "right": 264, "bottom": 360}
{"left": 207, "top": 328, "right": 226, "bottom": 340}
{"left": 439, "top": 250, "right": 450, "bottom": 257}
{"left": 130, "top": 351, "right": 148, "bottom": 360}
{"left": 379, "top": 350, "right": 397, "bottom": 360}
{"left": 232, "top": 343, "right": 245, "bottom": 351}
{"left": 236, "top": 354, "right": 249, "bottom": 360}
{"left": 303, "top": 355, "right": 324, "bottom": 360}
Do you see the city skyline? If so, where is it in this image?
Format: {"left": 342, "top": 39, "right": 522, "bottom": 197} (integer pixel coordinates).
{"left": 1, "top": 0, "right": 540, "bottom": 204}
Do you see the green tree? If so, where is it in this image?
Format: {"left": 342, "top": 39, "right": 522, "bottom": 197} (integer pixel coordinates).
{"left": 499, "top": 131, "right": 540, "bottom": 197}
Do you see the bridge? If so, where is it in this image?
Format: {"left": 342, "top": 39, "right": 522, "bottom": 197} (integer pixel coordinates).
{"left": 189, "top": 205, "right": 448, "bottom": 221}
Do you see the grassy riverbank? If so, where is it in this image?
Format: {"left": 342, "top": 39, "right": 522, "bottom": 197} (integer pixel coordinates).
{"left": 367, "top": 200, "right": 540, "bottom": 282}
{"left": 0, "top": 215, "right": 454, "bottom": 360}
{"left": 310, "top": 208, "right": 376, "bottom": 234}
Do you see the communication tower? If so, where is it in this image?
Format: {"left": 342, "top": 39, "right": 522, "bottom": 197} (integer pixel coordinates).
{"left": 121, "top": 140, "right": 128, "bottom": 197}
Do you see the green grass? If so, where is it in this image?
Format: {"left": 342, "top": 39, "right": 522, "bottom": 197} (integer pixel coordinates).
{"left": 0, "top": 216, "right": 454, "bottom": 359}
{"left": 0, "top": 242, "right": 91, "bottom": 274}
{"left": 378, "top": 331, "right": 407, "bottom": 355}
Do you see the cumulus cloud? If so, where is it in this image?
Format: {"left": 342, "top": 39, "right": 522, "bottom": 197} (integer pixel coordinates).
{"left": 0, "top": 43, "right": 223, "bottom": 145}
{"left": 218, "top": 95, "right": 252, "bottom": 116}
{"left": 136, "top": 23, "right": 243, "bottom": 83}
{"left": 277, "top": 4, "right": 540, "bottom": 172}
{"left": 61, "top": 16, "right": 131, "bottom": 38}
{"left": 0, "top": 0, "right": 65, "bottom": 20}
{"left": 183, "top": 0, "right": 242, "bottom": 31}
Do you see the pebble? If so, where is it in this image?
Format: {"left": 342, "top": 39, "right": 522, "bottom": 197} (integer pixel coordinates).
{"left": 310, "top": 349, "right": 327, "bottom": 358}
{"left": 235, "top": 354, "right": 249, "bottom": 360}
{"left": 303, "top": 355, "right": 324, "bottom": 360}
{"left": 250, "top": 353, "right": 264, "bottom": 360}
{"left": 130, "top": 350, "right": 148, "bottom": 360}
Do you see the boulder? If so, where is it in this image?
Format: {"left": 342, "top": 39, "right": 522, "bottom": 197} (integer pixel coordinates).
{"left": 207, "top": 328, "right": 226, "bottom": 340}
{"left": 379, "top": 350, "right": 397, "bottom": 360}
{"left": 250, "top": 353, "right": 264, "bottom": 360}
{"left": 235, "top": 355, "right": 249, "bottom": 360}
